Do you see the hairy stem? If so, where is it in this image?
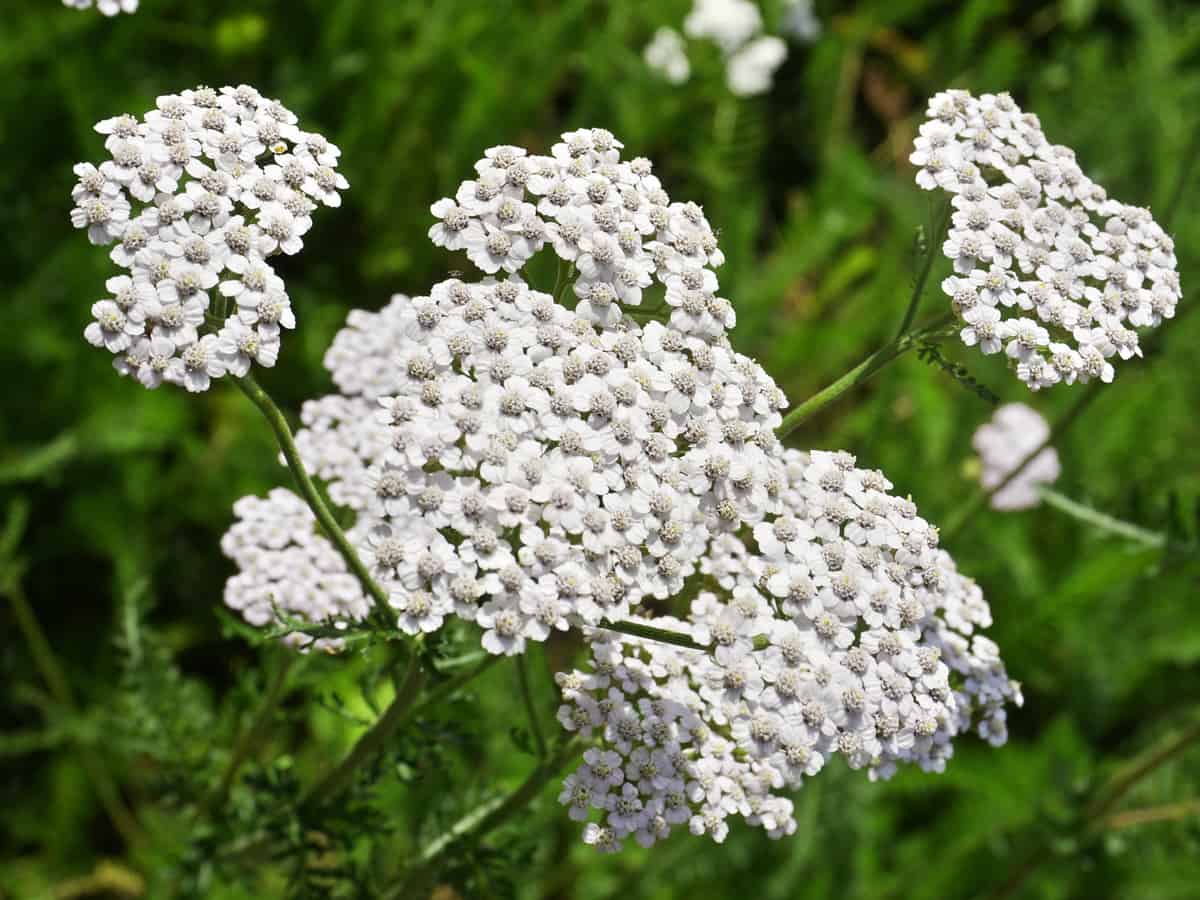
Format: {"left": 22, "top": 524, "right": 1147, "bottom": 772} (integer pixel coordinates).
{"left": 1038, "top": 488, "right": 1169, "bottom": 549}
{"left": 212, "top": 652, "right": 299, "bottom": 807}
{"left": 1099, "top": 799, "right": 1200, "bottom": 831}
{"left": 984, "top": 716, "right": 1200, "bottom": 900}
{"left": 775, "top": 313, "right": 954, "bottom": 440}
{"left": 598, "top": 618, "right": 710, "bottom": 651}
{"left": 1086, "top": 719, "right": 1200, "bottom": 823}
{"left": 302, "top": 650, "right": 425, "bottom": 809}
{"left": 234, "top": 373, "right": 391, "bottom": 613}
{"left": 388, "top": 738, "right": 584, "bottom": 898}
{"left": 895, "top": 200, "right": 951, "bottom": 339}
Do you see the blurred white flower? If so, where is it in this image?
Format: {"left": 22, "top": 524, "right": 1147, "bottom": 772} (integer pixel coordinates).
{"left": 684, "top": 0, "right": 763, "bottom": 53}
{"left": 972, "top": 403, "right": 1061, "bottom": 510}
{"left": 644, "top": 28, "right": 691, "bottom": 85}
{"left": 63, "top": 0, "right": 138, "bottom": 15}
{"left": 646, "top": 0, "right": 820, "bottom": 96}
{"left": 725, "top": 35, "right": 787, "bottom": 97}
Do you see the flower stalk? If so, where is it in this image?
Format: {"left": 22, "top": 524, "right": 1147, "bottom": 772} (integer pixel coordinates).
{"left": 234, "top": 373, "right": 392, "bottom": 614}
{"left": 387, "top": 738, "right": 585, "bottom": 898}
{"left": 775, "top": 312, "right": 954, "bottom": 440}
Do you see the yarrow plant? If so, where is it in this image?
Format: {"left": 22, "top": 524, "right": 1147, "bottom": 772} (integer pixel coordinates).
{"left": 216, "top": 127, "right": 1024, "bottom": 856}
{"left": 70, "top": 85, "right": 348, "bottom": 391}
{"left": 972, "top": 403, "right": 1060, "bottom": 511}
{"left": 62, "top": 0, "right": 138, "bottom": 15}
{"left": 912, "top": 89, "right": 1181, "bottom": 390}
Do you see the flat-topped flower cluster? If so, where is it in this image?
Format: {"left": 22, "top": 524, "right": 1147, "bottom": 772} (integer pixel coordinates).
{"left": 555, "top": 448, "right": 1019, "bottom": 851}
{"left": 71, "top": 85, "right": 347, "bottom": 391}
{"left": 912, "top": 89, "right": 1181, "bottom": 390}
{"left": 217, "top": 128, "right": 1021, "bottom": 854}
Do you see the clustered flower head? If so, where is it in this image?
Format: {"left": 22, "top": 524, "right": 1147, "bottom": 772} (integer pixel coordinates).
{"left": 429, "top": 128, "right": 734, "bottom": 339}
{"left": 912, "top": 89, "right": 1182, "bottom": 391}
{"left": 70, "top": 85, "right": 348, "bottom": 391}
{"left": 644, "top": 1, "right": 814, "bottom": 97}
{"left": 554, "top": 448, "right": 1021, "bottom": 851}
{"left": 220, "top": 128, "right": 1021, "bottom": 854}
{"left": 972, "top": 403, "right": 1060, "bottom": 510}
{"left": 63, "top": 0, "right": 138, "bottom": 15}
{"left": 222, "top": 489, "right": 370, "bottom": 652}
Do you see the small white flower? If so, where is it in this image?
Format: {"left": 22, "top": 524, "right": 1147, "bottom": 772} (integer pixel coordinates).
{"left": 972, "top": 403, "right": 1060, "bottom": 510}
{"left": 644, "top": 28, "right": 691, "bottom": 85}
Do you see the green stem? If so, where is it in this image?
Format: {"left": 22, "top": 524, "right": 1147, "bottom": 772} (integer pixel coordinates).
{"left": 1099, "top": 799, "right": 1200, "bottom": 831}
{"left": 1162, "top": 123, "right": 1200, "bottom": 228}
{"left": 983, "top": 715, "right": 1200, "bottom": 900}
{"left": 234, "top": 374, "right": 391, "bottom": 613}
{"left": 515, "top": 653, "right": 547, "bottom": 759}
{"left": 1038, "top": 488, "right": 1168, "bottom": 549}
{"left": 212, "top": 652, "right": 298, "bottom": 807}
{"left": 895, "top": 200, "right": 951, "bottom": 339}
{"left": 388, "top": 738, "right": 584, "bottom": 898}
{"left": 774, "top": 312, "right": 955, "bottom": 441}
{"left": 301, "top": 651, "right": 502, "bottom": 809}
{"left": 301, "top": 650, "right": 426, "bottom": 809}
{"left": 597, "top": 618, "right": 710, "bottom": 651}
{"left": 1086, "top": 719, "right": 1200, "bottom": 823}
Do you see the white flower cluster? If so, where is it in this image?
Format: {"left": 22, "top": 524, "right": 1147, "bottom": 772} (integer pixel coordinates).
{"left": 429, "top": 129, "right": 734, "bottom": 340}
{"left": 972, "top": 403, "right": 1060, "bottom": 510}
{"left": 221, "top": 489, "right": 370, "bottom": 652}
{"left": 911, "top": 89, "right": 1182, "bottom": 391}
{"left": 63, "top": 0, "right": 138, "bottom": 15}
{"left": 71, "top": 85, "right": 348, "bottom": 392}
{"left": 357, "top": 277, "right": 786, "bottom": 653}
{"left": 645, "top": 1, "right": 818, "bottom": 97}
{"left": 554, "top": 448, "right": 1021, "bottom": 852}
{"left": 218, "top": 127, "right": 1019, "bottom": 854}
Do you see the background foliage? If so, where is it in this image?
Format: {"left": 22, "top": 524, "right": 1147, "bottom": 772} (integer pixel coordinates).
{"left": 3, "top": 0, "right": 1200, "bottom": 897}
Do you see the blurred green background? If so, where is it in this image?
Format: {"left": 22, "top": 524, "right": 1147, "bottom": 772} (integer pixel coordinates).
{"left": 3, "top": 0, "right": 1200, "bottom": 897}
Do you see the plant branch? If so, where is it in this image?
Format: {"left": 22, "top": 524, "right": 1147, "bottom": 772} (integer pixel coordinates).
{"left": 1086, "top": 719, "right": 1200, "bottom": 822}
{"left": 3, "top": 573, "right": 143, "bottom": 846}
{"left": 982, "top": 716, "right": 1200, "bottom": 900}
{"left": 234, "top": 374, "right": 391, "bottom": 614}
{"left": 895, "top": 200, "right": 951, "bottom": 339}
{"left": 1038, "top": 488, "right": 1168, "bottom": 549}
{"left": 301, "top": 650, "right": 425, "bottom": 809}
{"left": 301, "top": 649, "right": 502, "bottom": 810}
{"left": 597, "top": 618, "right": 710, "bottom": 651}
{"left": 775, "top": 313, "right": 954, "bottom": 440}
{"left": 387, "top": 738, "right": 584, "bottom": 898}
{"left": 1098, "top": 799, "right": 1200, "bottom": 831}
{"left": 211, "top": 652, "right": 299, "bottom": 807}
